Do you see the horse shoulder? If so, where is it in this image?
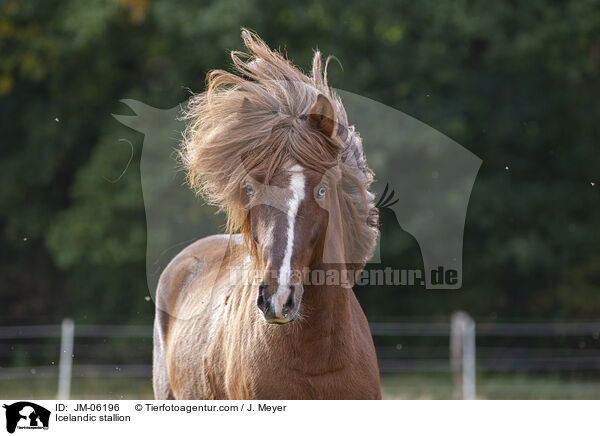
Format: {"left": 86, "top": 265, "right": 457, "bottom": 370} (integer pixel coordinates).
{"left": 155, "top": 234, "right": 244, "bottom": 398}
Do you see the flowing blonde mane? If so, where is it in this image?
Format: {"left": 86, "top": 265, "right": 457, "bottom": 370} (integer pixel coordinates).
{"left": 180, "top": 29, "right": 378, "bottom": 267}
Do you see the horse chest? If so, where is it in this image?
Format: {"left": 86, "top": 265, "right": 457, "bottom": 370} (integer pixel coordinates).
{"left": 166, "top": 296, "right": 380, "bottom": 399}
{"left": 248, "top": 361, "right": 376, "bottom": 400}
{"left": 231, "top": 334, "right": 376, "bottom": 399}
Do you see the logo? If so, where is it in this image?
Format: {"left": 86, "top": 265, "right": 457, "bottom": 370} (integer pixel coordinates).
{"left": 115, "top": 95, "right": 481, "bottom": 297}
{"left": 3, "top": 402, "right": 50, "bottom": 433}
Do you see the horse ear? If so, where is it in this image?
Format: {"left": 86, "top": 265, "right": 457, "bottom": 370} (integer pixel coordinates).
{"left": 240, "top": 97, "right": 252, "bottom": 113}
{"left": 307, "top": 94, "right": 336, "bottom": 138}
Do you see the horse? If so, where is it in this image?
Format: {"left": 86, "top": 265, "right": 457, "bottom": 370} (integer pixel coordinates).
{"left": 152, "top": 30, "right": 381, "bottom": 400}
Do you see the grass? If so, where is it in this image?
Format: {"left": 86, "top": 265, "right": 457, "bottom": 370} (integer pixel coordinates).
{"left": 381, "top": 372, "right": 600, "bottom": 399}
{"left": 0, "top": 377, "right": 153, "bottom": 400}
{"left": 1, "top": 373, "right": 599, "bottom": 400}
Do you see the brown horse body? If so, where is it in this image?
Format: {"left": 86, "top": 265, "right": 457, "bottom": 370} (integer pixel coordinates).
{"left": 153, "top": 30, "right": 381, "bottom": 400}
{"left": 153, "top": 234, "right": 380, "bottom": 399}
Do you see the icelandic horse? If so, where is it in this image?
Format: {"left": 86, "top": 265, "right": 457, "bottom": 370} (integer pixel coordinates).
{"left": 153, "top": 30, "right": 381, "bottom": 399}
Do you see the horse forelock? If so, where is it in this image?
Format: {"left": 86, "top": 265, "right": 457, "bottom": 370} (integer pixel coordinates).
{"left": 180, "top": 29, "right": 378, "bottom": 268}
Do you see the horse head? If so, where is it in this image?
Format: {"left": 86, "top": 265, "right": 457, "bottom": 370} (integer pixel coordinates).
{"left": 244, "top": 94, "right": 341, "bottom": 323}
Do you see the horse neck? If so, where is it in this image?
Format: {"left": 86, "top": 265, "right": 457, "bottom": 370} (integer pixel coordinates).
{"left": 270, "top": 267, "right": 358, "bottom": 372}
{"left": 301, "top": 282, "right": 352, "bottom": 332}
{"left": 299, "top": 264, "right": 357, "bottom": 330}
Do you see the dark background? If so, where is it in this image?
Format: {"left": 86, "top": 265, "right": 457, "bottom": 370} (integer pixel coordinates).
{"left": 2, "top": 0, "right": 599, "bottom": 327}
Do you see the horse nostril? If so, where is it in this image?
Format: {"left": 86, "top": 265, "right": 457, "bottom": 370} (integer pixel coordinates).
{"left": 256, "top": 294, "right": 264, "bottom": 310}
{"left": 282, "top": 289, "right": 295, "bottom": 315}
{"left": 257, "top": 283, "right": 267, "bottom": 310}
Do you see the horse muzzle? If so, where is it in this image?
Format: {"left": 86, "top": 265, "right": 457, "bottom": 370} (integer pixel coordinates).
{"left": 256, "top": 281, "right": 302, "bottom": 324}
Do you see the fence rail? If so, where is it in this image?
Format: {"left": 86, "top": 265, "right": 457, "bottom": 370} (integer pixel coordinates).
{"left": 2, "top": 316, "right": 600, "bottom": 399}
{"left": 0, "top": 324, "right": 153, "bottom": 339}
{"left": 371, "top": 322, "right": 600, "bottom": 336}
{"left": 4, "top": 321, "right": 599, "bottom": 339}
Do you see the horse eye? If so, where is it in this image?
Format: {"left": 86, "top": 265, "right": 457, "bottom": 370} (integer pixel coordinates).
{"left": 246, "top": 184, "right": 255, "bottom": 197}
{"left": 316, "top": 186, "right": 326, "bottom": 199}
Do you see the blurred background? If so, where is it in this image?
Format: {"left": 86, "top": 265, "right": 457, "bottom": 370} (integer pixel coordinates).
{"left": 1, "top": 0, "right": 599, "bottom": 399}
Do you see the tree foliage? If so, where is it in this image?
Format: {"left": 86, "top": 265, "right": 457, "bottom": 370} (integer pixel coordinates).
{"left": 1, "top": 0, "right": 599, "bottom": 323}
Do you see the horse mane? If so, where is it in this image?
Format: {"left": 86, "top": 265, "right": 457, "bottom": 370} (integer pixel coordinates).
{"left": 180, "top": 29, "right": 379, "bottom": 268}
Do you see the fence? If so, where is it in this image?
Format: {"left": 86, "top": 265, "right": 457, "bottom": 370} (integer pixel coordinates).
{"left": 2, "top": 314, "right": 600, "bottom": 399}
{"left": 0, "top": 321, "right": 153, "bottom": 399}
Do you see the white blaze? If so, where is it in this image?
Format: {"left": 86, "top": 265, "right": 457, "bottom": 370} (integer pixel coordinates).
{"left": 272, "top": 164, "right": 305, "bottom": 314}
